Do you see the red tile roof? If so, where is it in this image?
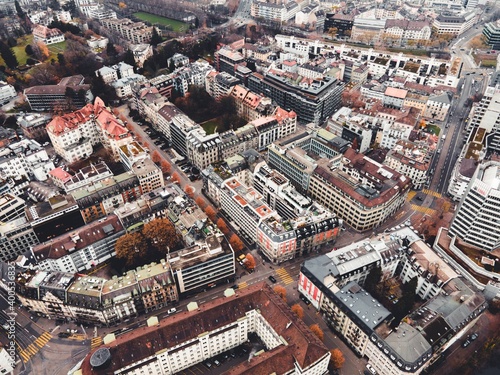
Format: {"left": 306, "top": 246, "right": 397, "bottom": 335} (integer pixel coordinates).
{"left": 80, "top": 283, "right": 328, "bottom": 375}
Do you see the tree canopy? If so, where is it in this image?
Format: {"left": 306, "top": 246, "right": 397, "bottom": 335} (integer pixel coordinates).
{"left": 329, "top": 349, "right": 345, "bottom": 370}
{"left": 142, "top": 218, "right": 180, "bottom": 253}
{"left": 115, "top": 232, "right": 148, "bottom": 266}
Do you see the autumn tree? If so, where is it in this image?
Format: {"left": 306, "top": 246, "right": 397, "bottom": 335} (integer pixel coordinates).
{"left": 160, "top": 160, "right": 171, "bottom": 174}
{"left": 229, "top": 234, "right": 244, "bottom": 253}
{"left": 195, "top": 196, "right": 207, "bottom": 209}
{"left": 142, "top": 218, "right": 180, "bottom": 252}
{"left": 115, "top": 232, "right": 148, "bottom": 266}
{"left": 329, "top": 349, "right": 345, "bottom": 370}
{"left": 309, "top": 324, "right": 324, "bottom": 341}
{"left": 274, "top": 285, "right": 287, "bottom": 302}
{"left": 216, "top": 218, "right": 229, "bottom": 235}
{"left": 291, "top": 304, "right": 304, "bottom": 319}
{"left": 205, "top": 206, "right": 217, "bottom": 222}
{"left": 151, "top": 151, "right": 161, "bottom": 163}
{"left": 171, "top": 172, "right": 181, "bottom": 184}
{"left": 245, "top": 254, "right": 255, "bottom": 270}
{"left": 184, "top": 186, "right": 195, "bottom": 198}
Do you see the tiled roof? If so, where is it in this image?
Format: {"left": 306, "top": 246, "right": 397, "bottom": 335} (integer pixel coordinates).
{"left": 80, "top": 283, "right": 328, "bottom": 375}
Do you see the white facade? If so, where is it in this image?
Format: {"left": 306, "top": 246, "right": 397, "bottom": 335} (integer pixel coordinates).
{"left": 449, "top": 161, "right": 500, "bottom": 251}
{"left": 0, "top": 81, "right": 16, "bottom": 104}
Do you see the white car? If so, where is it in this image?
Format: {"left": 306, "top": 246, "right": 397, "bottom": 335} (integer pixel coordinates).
{"left": 167, "top": 308, "right": 177, "bottom": 314}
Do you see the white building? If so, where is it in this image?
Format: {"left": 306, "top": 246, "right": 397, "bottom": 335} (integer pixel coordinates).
{"left": 32, "top": 24, "right": 65, "bottom": 45}
{"left": 0, "top": 139, "right": 55, "bottom": 181}
{"left": 0, "top": 81, "right": 16, "bottom": 104}
{"left": 449, "top": 160, "right": 500, "bottom": 251}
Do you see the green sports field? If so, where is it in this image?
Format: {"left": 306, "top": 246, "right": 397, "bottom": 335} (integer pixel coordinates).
{"left": 133, "top": 12, "right": 189, "bottom": 33}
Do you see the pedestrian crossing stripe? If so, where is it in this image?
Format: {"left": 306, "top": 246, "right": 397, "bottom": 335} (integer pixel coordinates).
{"left": 407, "top": 191, "right": 417, "bottom": 201}
{"left": 410, "top": 204, "right": 437, "bottom": 216}
{"left": 276, "top": 268, "right": 294, "bottom": 285}
{"left": 91, "top": 337, "right": 103, "bottom": 349}
{"left": 19, "top": 332, "right": 52, "bottom": 363}
{"left": 422, "top": 189, "right": 442, "bottom": 198}
{"left": 237, "top": 282, "right": 248, "bottom": 290}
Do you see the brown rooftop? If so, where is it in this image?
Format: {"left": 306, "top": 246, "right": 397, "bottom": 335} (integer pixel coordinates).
{"left": 80, "top": 283, "right": 328, "bottom": 375}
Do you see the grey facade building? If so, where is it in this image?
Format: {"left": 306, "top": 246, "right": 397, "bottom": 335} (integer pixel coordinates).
{"left": 247, "top": 71, "right": 343, "bottom": 125}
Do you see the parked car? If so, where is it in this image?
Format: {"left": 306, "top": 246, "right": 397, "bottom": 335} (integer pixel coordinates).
{"left": 214, "top": 359, "right": 221, "bottom": 366}
{"left": 470, "top": 333, "right": 479, "bottom": 341}
{"left": 462, "top": 340, "right": 471, "bottom": 348}
{"left": 167, "top": 308, "right": 177, "bottom": 314}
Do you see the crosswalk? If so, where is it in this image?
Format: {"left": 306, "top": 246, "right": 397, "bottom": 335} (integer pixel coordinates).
{"left": 411, "top": 204, "right": 436, "bottom": 216}
{"left": 407, "top": 191, "right": 417, "bottom": 201}
{"left": 276, "top": 268, "right": 294, "bottom": 285}
{"left": 91, "top": 336, "right": 103, "bottom": 350}
{"left": 18, "top": 332, "right": 52, "bottom": 363}
{"left": 422, "top": 189, "right": 442, "bottom": 198}
{"left": 237, "top": 281, "right": 248, "bottom": 290}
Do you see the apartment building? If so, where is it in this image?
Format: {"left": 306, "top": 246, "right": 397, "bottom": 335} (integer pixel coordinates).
{"left": 186, "top": 128, "right": 221, "bottom": 170}
{"left": 299, "top": 227, "right": 487, "bottom": 375}
{"left": 95, "top": 62, "right": 134, "bottom": 84}
{"left": 50, "top": 162, "right": 113, "bottom": 193}
{"left": 24, "top": 75, "right": 93, "bottom": 112}
{"left": 327, "top": 107, "right": 375, "bottom": 153}
{"left": 384, "top": 140, "right": 432, "bottom": 189}
{"left": 248, "top": 71, "right": 344, "bottom": 125}
{"left": 101, "top": 18, "right": 153, "bottom": 44}
{"left": 214, "top": 46, "right": 245, "bottom": 76}
{"left": 0, "top": 139, "right": 54, "bottom": 181}
{"left": 483, "top": 20, "right": 500, "bottom": 49}
{"left": 0, "top": 217, "right": 39, "bottom": 262}
{"left": 169, "top": 235, "right": 235, "bottom": 295}
{"left": 0, "top": 193, "right": 26, "bottom": 223}
{"left": 46, "top": 97, "right": 133, "bottom": 163}
{"left": 251, "top": 0, "right": 300, "bottom": 23}
{"left": 70, "top": 171, "right": 141, "bottom": 224}
{"left": 229, "top": 84, "right": 275, "bottom": 122}
{"left": 257, "top": 202, "right": 341, "bottom": 264}
{"left": 432, "top": 11, "right": 477, "bottom": 35}
{"left": 131, "top": 157, "right": 164, "bottom": 194}
{"left": 423, "top": 92, "right": 452, "bottom": 121}
{"left": 32, "top": 24, "right": 65, "bottom": 45}
{"left": 86, "top": 35, "right": 108, "bottom": 52}
{"left": 205, "top": 71, "right": 240, "bottom": 100}
{"left": 80, "top": 283, "right": 330, "bottom": 375}
{"left": 220, "top": 177, "right": 275, "bottom": 243}
{"left": 309, "top": 148, "right": 411, "bottom": 231}
{"left": 31, "top": 215, "right": 124, "bottom": 273}
{"left": 0, "top": 81, "right": 16, "bottom": 104}
{"left": 449, "top": 160, "right": 500, "bottom": 251}
{"left": 15, "top": 259, "right": 178, "bottom": 325}
{"left": 16, "top": 113, "right": 50, "bottom": 141}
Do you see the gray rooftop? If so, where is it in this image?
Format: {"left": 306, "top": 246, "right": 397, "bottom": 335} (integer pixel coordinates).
{"left": 384, "top": 322, "right": 431, "bottom": 364}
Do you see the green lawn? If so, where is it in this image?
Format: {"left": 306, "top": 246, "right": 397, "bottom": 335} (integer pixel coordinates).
{"left": 201, "top": 119, "right": 220, "bottom": 135}
{"left": 10, "top": 35, "right": 66, "bottom": 65}
{"left": 12, "top": 35, "right": 33, "bottom": 65}
{"left": 426, "top": 124, "right": 441, "bottom": 136}
{"left": 133, "top": 12, "right": 189, "bottom": 32}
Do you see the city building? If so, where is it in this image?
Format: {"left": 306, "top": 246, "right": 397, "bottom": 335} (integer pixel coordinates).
{"left": 0, "top": 217, "right": 39, "bottom": 262}
{"left": 483, "top": 20, "right": 500, "bottom": 50}
{"left": 16, "top": 113, "right": 51, "bottom": 141}
{"left": 308, "top": 148, "right": 411, "bottom": 231}
{"left": 129, "top": 43, "right": 153, "bottom": 68}
{"left": 71, "top": 171, "right": 141, "bottom": 224}
{"left": 95, "top": 62, "right": 134, "bottom": 84}
{"left": 0, "top": 81, "right": 16, "bottom": 104}
{"left": 299, "top": 228, "right": 487, "bottom": 375}
{"left": 205, "top": 71, "right": 240, "bottom": 100}
{"left": 31, "top": 214, "right": 124, "bottom": 273}
{"left": 248, "top": 71, "right": 344, "bottom": 125}
{"left": 46, "top": 97, "right": 132, "bottom": 163}
{"left": 15, "top": 259, "right": 178, "bottom": 325}
{"left": 0, "top": 139, "right": 54, "bottom": 181}
{"left": 24, "top": 75, "right": 93, "bottom": 112}
{"left": 251, "top": 0, "right": 300, "bottom": 23}
{"left": 449, "top": 160, "right": 500, "bottom": 252}
{"left": 214, "top": 46, "right": 245, "bottom": 76}
{"left": 32, "top": 24, "right": 65, "bottom": 45}
{"left": 0, "top": 345, "right": 14, "bottom": 375}
{"left": 423, "top": 92, "right": 452, "bottom": 121}
{"left": 432, "top": 11, "right": 477, "bottom": 35}
{"left": 49, "top": 162, "right": 113, "bottom": 193}
{"left": 0, "top": 193, "right": 26, "bottom": 223}
{"left": 79, "top": 282, "right": 330, "bottom": 375}
{"left": 384, "top": 140, "right": 432, "bottom": 190}
{"left": 169, "top": 234, "right": 235, "bottom": 295}
{"left": 130, "top": 157, "right": 165, "bottom": 194}
{"left": 100, "top": 18, "right": 153, "bottom": 44}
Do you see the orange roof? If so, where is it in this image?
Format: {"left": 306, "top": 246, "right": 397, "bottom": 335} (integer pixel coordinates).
{"left": 385, "top": 87, "right": 408, "bottom": 99}
{"left": 49, "top": 167, "right": 72, "bottom": 182}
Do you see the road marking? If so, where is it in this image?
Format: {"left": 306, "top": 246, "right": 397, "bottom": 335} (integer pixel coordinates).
{"left": 275, "top": 268, "right": 294, "bottom": 285}
{"left": 238, "top": 282, "right": 248, "bottom": 290}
